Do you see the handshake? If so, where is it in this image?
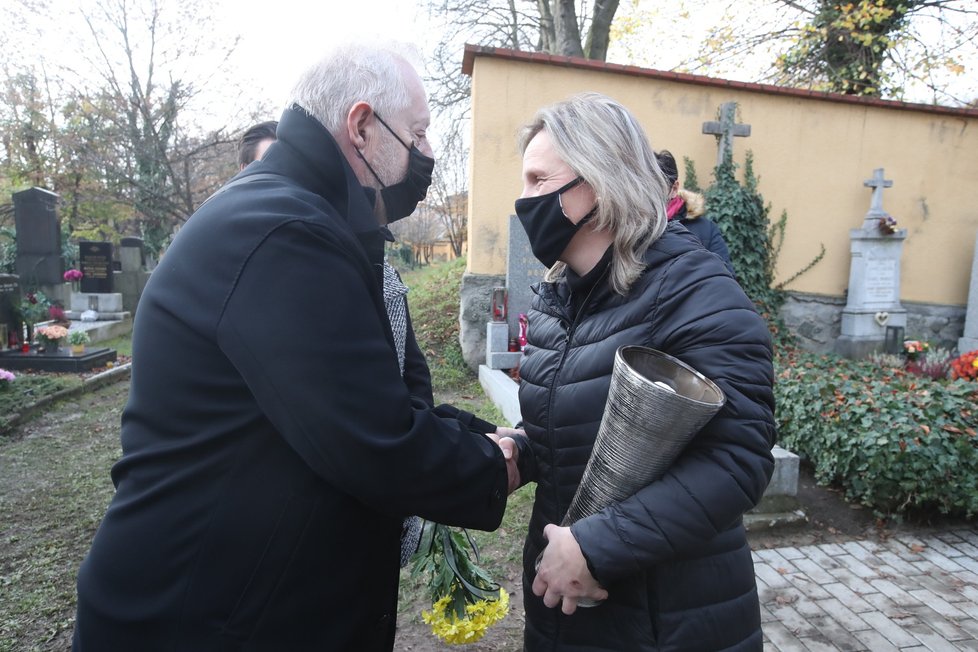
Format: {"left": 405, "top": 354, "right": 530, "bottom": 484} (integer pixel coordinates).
{"left": 487, "top": 427, "right": 524, "bottom": 495}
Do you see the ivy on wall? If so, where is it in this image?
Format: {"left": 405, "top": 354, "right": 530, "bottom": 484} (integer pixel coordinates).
{"left": 684, "top": 140, "right": 825, "bottom": 348}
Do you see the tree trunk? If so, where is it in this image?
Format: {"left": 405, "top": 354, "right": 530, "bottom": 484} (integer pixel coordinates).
{"left": 553, "top": 0, "right": 584, "bottom": 57}
{"left": 536, "top": 0, "right": 556, "bottom": 53}
{"left": 585, "top": 0, "right": 619, "bottom": 61}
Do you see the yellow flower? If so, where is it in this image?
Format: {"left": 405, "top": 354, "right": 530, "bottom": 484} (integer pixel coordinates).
{"left": 422, "top": 588, "right": 509, "bottom": 645}
{"left": 411, "top": 522, "right": 508, "bottom": 644}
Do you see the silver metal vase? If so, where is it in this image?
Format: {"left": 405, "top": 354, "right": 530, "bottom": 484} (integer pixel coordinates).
{"left": 541, "top": 345, "right": 726, "bottom": 607}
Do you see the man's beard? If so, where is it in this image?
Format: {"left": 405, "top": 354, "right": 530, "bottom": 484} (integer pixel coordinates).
{"left": 371, "top": 132, "right": 407, "bottom": 189}
{"left": 366, "top": 133, "right": 408, "bottom": 223}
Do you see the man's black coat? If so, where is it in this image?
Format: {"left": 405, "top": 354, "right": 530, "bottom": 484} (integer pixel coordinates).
{"left": 72, "top": 106, "right": 508, "bottom": 651}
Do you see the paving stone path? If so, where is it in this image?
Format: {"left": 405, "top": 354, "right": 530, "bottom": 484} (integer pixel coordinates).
{"left": 758, "top": 529, "right": 978, "bottom": 651}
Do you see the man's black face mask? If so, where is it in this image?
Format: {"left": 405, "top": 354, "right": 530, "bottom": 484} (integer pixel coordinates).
{"left": 357, "top": 112, "right": 435, "bottom": 223}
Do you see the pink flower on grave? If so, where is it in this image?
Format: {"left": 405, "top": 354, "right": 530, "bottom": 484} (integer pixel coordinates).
{"left": 49, "top": 304, "right": 65, "bottom": 321}
{"left": 64, "top": 269, "right": 83, "bottom": 282}
{"left": 0, "top": 368, "right": 14, "bottom": 388}
{"left": 36, "top": 324, "right": 69, "bottom": 345}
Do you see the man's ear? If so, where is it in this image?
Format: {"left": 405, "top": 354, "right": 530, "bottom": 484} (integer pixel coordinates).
{"left": 347, "top": 101, "right": 373, "bottom": 150}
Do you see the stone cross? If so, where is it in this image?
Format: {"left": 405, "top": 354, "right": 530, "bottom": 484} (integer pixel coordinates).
{"left": 702, "top": 102, "right": 751, "bottom": 167}
{"left": 863, "top": 168, "right": 893, "bottom": 217}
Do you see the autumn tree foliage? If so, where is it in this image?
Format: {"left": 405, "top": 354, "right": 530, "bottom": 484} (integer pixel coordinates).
{"left": 775, "top": 0, "right": 976, "bottom": 99}
{"left": 0, "top": 0, "right": 256, "bottom": 255}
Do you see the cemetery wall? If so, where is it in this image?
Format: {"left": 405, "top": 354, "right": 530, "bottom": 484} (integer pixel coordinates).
{"left": 458, "top": 46, "right": 978, "bottom": 366}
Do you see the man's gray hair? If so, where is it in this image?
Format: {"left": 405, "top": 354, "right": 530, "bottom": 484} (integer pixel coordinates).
{"left": 289, "top": 41, "right": 423, "bottom": 135}
{"left": 518, "top": 93, "right": 669, "bottom": 295}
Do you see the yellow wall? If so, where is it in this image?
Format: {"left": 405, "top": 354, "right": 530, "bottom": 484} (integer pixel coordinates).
{"left": 466, "top": 51, "right": 978, "bottom": 306}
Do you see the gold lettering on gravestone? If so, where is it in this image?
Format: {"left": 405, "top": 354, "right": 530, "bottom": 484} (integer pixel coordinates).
{"left": 82, "top": 246, "right": 109, "bottom": 280}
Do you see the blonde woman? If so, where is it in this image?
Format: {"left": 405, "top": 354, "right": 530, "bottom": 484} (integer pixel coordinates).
{"left": 509, "top": 93, "right": 775, "bottom": 651}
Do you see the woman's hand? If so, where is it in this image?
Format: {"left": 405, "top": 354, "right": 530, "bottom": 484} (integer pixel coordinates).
{"left": 532, "top": 524, "right": 608, "bottom": 614}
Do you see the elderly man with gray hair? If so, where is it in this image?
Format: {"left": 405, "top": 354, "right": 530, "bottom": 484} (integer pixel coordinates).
{"left": 72, "top": 41, "right": 520, "bottom": 651}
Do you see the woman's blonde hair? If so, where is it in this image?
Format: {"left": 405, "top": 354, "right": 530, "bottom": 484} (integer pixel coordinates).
{"left": 518, "top": 92, "right": 669, "bottom": 295}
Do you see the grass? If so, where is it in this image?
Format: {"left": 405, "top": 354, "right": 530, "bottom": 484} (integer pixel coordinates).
{"left": 0, "top": 334, "right": 131, "bottom": 434}
{"left": 0, "top": 259, "right": 530, "bottom": 651}
{"left": 0, "top": 375, "right": 82, "bottom": 433}
{"left": 0, "top": 382, "right": 127, "bottom": 650}
{"left": 393, "top": 258, "right": 531, "bottom": 650}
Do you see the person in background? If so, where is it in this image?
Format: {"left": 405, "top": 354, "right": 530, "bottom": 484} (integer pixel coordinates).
{"left": 72, "top": 41, "right": 520, "bottom": 652}
{"left": 510, "top": 93, "right": 776, "bottom": 651}
{"left": 655, "top": 149, "right": 734, "bottom": 274}
{"left": 237, "top": 119, "right": 278, "bottom": 170}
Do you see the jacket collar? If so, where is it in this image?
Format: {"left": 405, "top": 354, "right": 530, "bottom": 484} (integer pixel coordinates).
{"left": 246, "top": 104, "right": 380, "bottom": 235}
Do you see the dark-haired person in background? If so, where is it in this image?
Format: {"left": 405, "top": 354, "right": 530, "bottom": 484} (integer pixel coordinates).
{"left": 655, "top": 149, "right": 734, "bottom": 274}
{"left": 237, "top": 119, "right": 278, "bottom": 170}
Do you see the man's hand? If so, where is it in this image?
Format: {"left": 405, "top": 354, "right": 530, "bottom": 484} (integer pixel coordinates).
{"left": 486, "top": 428, "right": 524, "bottom": 494}
{"left": 532, "top": 524, "right": 607, "bottom": 615}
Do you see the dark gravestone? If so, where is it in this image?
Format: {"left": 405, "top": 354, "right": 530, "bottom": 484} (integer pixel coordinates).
{"left": 79, "top": 241, "right": 114, "bottom": 293}
{"left": 0, "top": 274, "right": 20, "bottom": 349}
{"left": 506, "top": 214, "right": 547, "bottom": 337}
{"left": 0, "top": 346, "right": 117, "bottom": 372}
{"left": 13, "top": 187, "right": 63, "bottom": 285}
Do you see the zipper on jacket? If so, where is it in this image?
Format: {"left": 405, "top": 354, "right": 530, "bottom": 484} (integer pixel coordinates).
{"left": 543, "top": 266, "right": 609, "bottom": 526}
{"left": 541, "top": 268, "right": 608, "bottom": 644}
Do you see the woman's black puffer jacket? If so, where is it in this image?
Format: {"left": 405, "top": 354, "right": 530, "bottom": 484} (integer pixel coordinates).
{"left": 517, "top": 222, "right": 776, "bottom": 652}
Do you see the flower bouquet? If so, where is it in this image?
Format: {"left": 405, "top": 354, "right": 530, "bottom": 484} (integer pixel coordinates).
{"left": 68, "top": 329, "right": 91, "bottom": 353}
{"left": 950, "top": 350, "right": 978, "bottom": 382}
{"left": 410, "top": 522, "right": 509, "bottom": 645}
{"left": 18, "top": 291, "right": 50, "bottom": 340}
{"left": 36, "top": 324, "right": 69, "bottom": 352}
{"left": 64, "top": 268, "right": 83, "bottom": 292}
{"left": 902, "top": 339, "right": 929, "bottom": 362}
{"left": 878, "top": 215, "right": 898, "bottom": 235}
{"left": 0, "top": 368, "right": 14, "bottom": 390}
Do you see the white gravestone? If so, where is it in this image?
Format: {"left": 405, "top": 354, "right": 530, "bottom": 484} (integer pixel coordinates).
{"left": 959, "top": 231, "right": 978, "bottom": 354}
{"left": 836, "top": 168, "right": 907, "bottom": 359}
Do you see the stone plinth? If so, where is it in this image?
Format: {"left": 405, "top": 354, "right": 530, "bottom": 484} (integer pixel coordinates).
{"left": 479, "top": 365, "right": 522, "bottom": 427}
{"left": 69, "top": 292, "right": 123, "bottom": 313}
{"left": 485, "top": 322, "right": 520, "bottom": 370}
{"left": 459, "top": 272, "right": 506, "bottom": 371}
{"left": 65, "top": 292, "right": 131, "bottom": 322}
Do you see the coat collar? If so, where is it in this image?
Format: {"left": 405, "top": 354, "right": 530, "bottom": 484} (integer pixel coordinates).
{"left": 245, "top": 104, "right": 380, "bottom": 235}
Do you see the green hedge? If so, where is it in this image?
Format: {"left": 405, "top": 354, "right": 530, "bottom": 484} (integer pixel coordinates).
{"left": 776, "top": 350, "right": 978, "bottom": 518}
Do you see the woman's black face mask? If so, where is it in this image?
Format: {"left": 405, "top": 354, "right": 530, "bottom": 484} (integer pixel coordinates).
{"left": 357, "top": 113, "right": 435, "bottom": 223}
{"left": 515, "top": 177, "right": 596, "bottom": 268}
